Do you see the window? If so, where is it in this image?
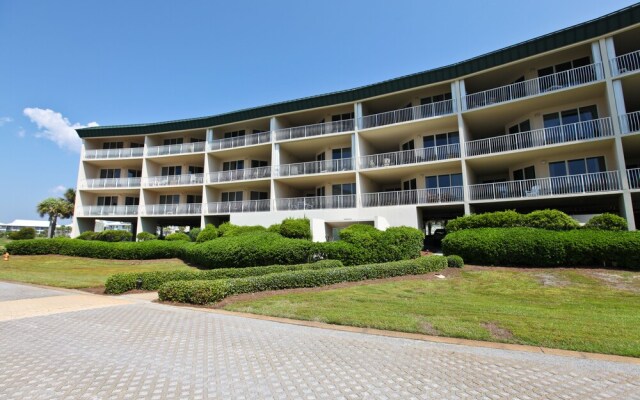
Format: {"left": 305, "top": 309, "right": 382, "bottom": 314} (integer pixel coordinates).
{"left": 513, "top": 166, "right": 536, "bottom": 181}
{"left": 420, "top": 92, "right": 453, "bottom": 115}
{"left": 97, "top": 196, "right": 118, "bottom": 206}
{"left": 163, "top": 138, "right": 183, "bottom": 146}
{"left": 250, "top": 191, "right": 269, "bottom": 200}
{"left": 425, "top": 173, "right": 463, "bottom": 201}
{"left": 420, "top": 92, "right": 452, "bottom": 105}
{"left": 508, "top": 120, "right": 531, "bottom": 135}
{"left": 224, "top": 130, "right": 245, "bottom": 139}
{"left": 331, "top": 112, "right": 354, "bottom": 121}
{"left": 549, "top": 156, "right": 605, "bottom": 177}
{"left": 159, "top": 195, "right": 180, "bottom": 204}
{"left": 538, "top": 56, "right": 591, "bottom": 90}
{"left": 222, "top": 160, "right": 244, "bottom": 171}
{"left": 423, "top": 132, "right": 459, "bottom": 147}
{"left": 402, "top": 179, "right": 417, "bottom": 191}
{"left": 125, "top": 197, "right": 139, "bottom": 206}
{"left": 251, "top": 160, "right": 268, "bottom": 168}
{"left": 190, "top": 138, "right": 205, "bottom": 143}
{"left": 538, "top": 57, "right": 590, "bottom": 77}
{"left": 102, "top": 142, "right": 123, "bottom": 149}
{"left": 401, "top": 140, "right": 415, "bottom": 151}
{"left": 332, "top": 183, "right": 356, "bottom": 195}
{"left": 186, "top": 195, "right": 202, "bottom": 204}
{"left": 425, "top": 173, "right": 463, "bottom": 188}
{"left": 130, "top": 142, "right": 144, "bottom": 148}
{"left": 332, "top": 147, "right": 352, "bottom": 159}
{"left": 221, "top": 191, "right": 243, "bottom": 202}
{"left": 316, "top": 152, "right": 326, "bottom": 161}
{"left": 316, "top": 186, "right": 326, "bottom": 197}
{"left": 188, "top": 166, "right": 204, "bottom": 174}
{"left": 543, "top": 105, "right": 599, "bottom": 141}
{"left": 127, "top": 169, "right": 142, "bottom": 178}
{"left": 423, "top": 132, "right": 460, "bottom": 160}
{"left": 161, "top": 166, "right": 182, "bottom": 176}
{"left": 99, "top": 169, "right": 120, "bottom": 179}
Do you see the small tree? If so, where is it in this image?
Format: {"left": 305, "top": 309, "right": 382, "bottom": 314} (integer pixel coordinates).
{"left": 37, "top": 198, "right": 74, "bottom": 238}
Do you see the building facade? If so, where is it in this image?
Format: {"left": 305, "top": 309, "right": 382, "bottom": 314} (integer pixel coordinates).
{"left": 73, "top": 5, "right": 640, "bottom": 240}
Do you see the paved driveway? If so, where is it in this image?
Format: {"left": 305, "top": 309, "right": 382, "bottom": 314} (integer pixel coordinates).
{"left": 0, "top": 282, "right": 638, "bottom": 400}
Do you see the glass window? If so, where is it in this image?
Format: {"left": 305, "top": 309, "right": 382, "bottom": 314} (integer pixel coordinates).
{"left": 402, "top": 179, "right": 417, "bottom": 191}
{"left": 161, "top": 166, "right": 182, "bottom": 176}
{"left": 435, "top": 134, "right": 448, "bottom": 147}
{"left": 568, "top": 159, "right": 587, "bottom": 175}
{"left": 401, "top": 140, "right": 415, "bottom": 151}
{"left": 332, "top": 147, "right": 352, "bottom": 159}
{"left": 250, "top": 191, "right": 269, "bottom": 200}
{"left": 451, "top": 173, "right": 463, "bottom": 186}
{"left": 159, "top": 195, "right": 180, "bottom": 204}
{"left": 222, "top": 160, "right": 244, "bottom": 171}
{"left": 130, "top": 142, "right": 144, "bottom": 148}
{"left": 543, "top": 113, "right": 561, "bottom": 128}
{"left": 127, "top": 169, "right": 141, "bottom": 178}
{"left": 448, "top": 132, "right": 460, "bottom": 144}
{"left": 102, "top": 142, "right": 123, "bottom": 149}
{"left": 223, "top": 130, "right": 245, "bottom": 139}
{"left": 251, "top": 160, "right": 268, "bottom": 168}
{"left": 163, "top": 138, "right": 183, "bottom": 146}
{"left": 188, "top": 166, "right": 204, "bottom": 174}
{"left": 316, "top": 186, "right": 325, "bottom": 197}
{"left": 97, "top": 196, "right": 117, "bottom": 206}
{"left": 425, "top": 176, "right": 438, "bottom": 189}
{"left": 124, "top": 197, "right": 139, "bottom": 206}
{"left": 438, "top": 175, "right": 450, "bottom": 188}
{"left": 221, "top": 192, "right": 243, "bottom": 202}
{"left": 579, "top": 105, "right": 598, "bottom": 121}
{"left": 99, "top": 169, "right": 120, "bottom": 179}
{"left": 561, "top": 109, "right": 580, "bottom": 125}
{"left": 513, "top": 169, "right": 524, "bottom": 181}
{"left": 586, "top": 156, "right": 605, "bottom": 173}
{"left": 549, "top": 161, "right": 567, "bottom": 177}
{"left": 423, "top": 136, "right": 435, "bottom": 148}
{"left": 524, "top": 166, "right": 536, "bottom": 180}
{"left": 186, "top": 195, "right": 202, "bottom": 203}
{"left": 332, "top": 183, "right": 356, "bottom": 195}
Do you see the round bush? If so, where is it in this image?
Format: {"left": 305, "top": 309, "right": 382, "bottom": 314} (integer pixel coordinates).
{"left": 446, "top": 210, "right": 523, "bottom": 232}
{"left": 8, "top": 227, "right": 37, "bottom": 240}
{"left": 77, "top": 231, "right": 98, "bottom": 240}
{"left": 279, "top": 218, "right": 311, "bottom": 240}
{"left": 95, "top": 230, "right": 132, "bottom": 242}
{"left": 136, "top": 232, "right": 157, "bottom": 241}
{"left": 196, "top": 224, "right": 219, "bottom": 243}
{"left": 165, "top": 232, "right": 191, "bottom": 241}
{"left": 188, "top": 228, "right": 201, "bottom": 242}
{"left": 446, "top": 255, "right": 464, "bottom": 268}
{"left": 523, "top": 209, "right": 579, "bottom": 231}
{"left": 584, "top": 213, "right": 628, "bottom": 231}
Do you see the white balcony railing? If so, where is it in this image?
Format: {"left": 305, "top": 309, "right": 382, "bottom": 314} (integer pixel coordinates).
{"left": 359, "top": 99, "right": 456, "bottom": 130}
{"left": 468, "top": 171, "right": 621, "bottom": 201}
{"left": 627, "top": 168, "right": 640, "bottom": 190}
{"left": 619, "top": 111, "right": 640, "bottom": 135}
{"left": 275, "top": 120, "right": 354, "bottom": 141}
{"left": 84, "top": 147, "right": 144, "bottom": 159}
{"left": 82, "top": 205, "right": 139, "bottom": 216}
{"left": 465, "top": 117, "right": 614, "bottom": 157}
{"left": 360, "top": 144, "right": 460, "bottom": 169}
{"left": 277, "top": 159, "right": 353, "bottom": 177}
{"left": 206, "top": 199, "right": 271, "bottom": 214}
{"left": 610, "top": 50, "right": 640, "bottom": 76}
{"left": 143, "top": 174, "right": 205, "bottom": 187}
{"left": 276, "top": 195, "right": 356, "bottom": 210}
{"left": 146, "top": 141, "right": 206, "bottom": 157}
{"left": 208, "top": 167, "right": 271, "bottom": 183}
{"left": 464, "top": 63, "right": 603, "bottom": 110}
{"left": 144, "top": 203, "right": 202, "bottom": 215}
{"left": 209, "top": 131, "right": 271, "bottom": 150}
{"left": 362, "top": 187, "right": 464, "bottom": 207}
{"left": 79, "top": 177, "right": 141, "bottom": 189}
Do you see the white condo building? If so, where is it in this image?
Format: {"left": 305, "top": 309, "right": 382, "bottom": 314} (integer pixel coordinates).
{"left": 72, "top": 5, "right": 640, "bottom": 240}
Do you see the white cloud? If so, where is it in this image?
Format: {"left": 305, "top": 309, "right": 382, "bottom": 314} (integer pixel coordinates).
{"left": 0, "top": 116, "right": 12, "bottom": 126}
{"left": 50, "top": 185, "right": 66, "bottom": 194}
{"left": 23, "top": 108, "right": 98, "bottom": 153}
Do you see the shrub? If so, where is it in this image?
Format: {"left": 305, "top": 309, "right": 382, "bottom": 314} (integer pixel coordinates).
{"left": 136, "top": 232, "right": 157, "bottom": 242}
{"left": 105, "top": 260, "right": 343, "bottom": 294}
{"left": 267, "top": 223, "right": 282, "bottom": 234}
{"left": 446, "top": 255, "right": 464, "bottom": 268}
{"left": 165, "top": 232, "right": 191, "bottom": 242}
{"left": 77, "top": 231, "right": 98, "bottom": 240}
{"left": 196, "top": 224, "right": 219, "bottom": 243}
{"left": 8, "top": 227, "right": 36, "bottom": 240}
{"left": 158, "top": 256, "right": 448, "bottom": 304}
{"left": 95, "top": 230, "right": 133, "bottom": 242}
{"left": 279, "top": 218, "right": 311, "bottom": 240}
{"left": 218, "top": 222, "right": 267, "bottom": 237}
{"left": 185, "top": 232, "right": 314, "bottom": 268}
{"left": 188, "top": 228, "right": 201, "bottom": 242}
{"left": 442, "top": 228, "right": 640, "bottom": 269}
{"left": 523, "top": 209, "right": 579, "bottom": 231}
{"left": 584, "top": 213, "right": 628, "bottom": 231}
{"left": 446, "top": 210, "right": 524, "bottom": 232}
{"left": 380, "top": 226, "right": 425, "bottom": 260}
{"left": 314, "top": 241, "right": 369, "bottom": 266}
{"left": 6, "top": 238, "right": 68, "bottom": 255}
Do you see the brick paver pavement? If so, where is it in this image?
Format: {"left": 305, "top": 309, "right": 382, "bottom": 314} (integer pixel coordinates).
{"left": 0, "top": 282, "right": 639, "bottom": 399}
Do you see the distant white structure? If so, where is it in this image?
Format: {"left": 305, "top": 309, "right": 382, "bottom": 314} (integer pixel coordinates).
{"left": 94, "top": 220, "right": 132, "bottom": 232}
{"left": 0, "top": 219, "right": 50, "bottom": 235}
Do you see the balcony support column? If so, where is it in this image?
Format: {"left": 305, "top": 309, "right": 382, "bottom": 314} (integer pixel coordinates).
{"left": 591, "top": 41, "right": 604, "bottom": 80}
{"left": 454, "top": 80, "right": 471, "bottom": 215}
{"left": 71, "top": 140, "right": 88, "bottom": 237}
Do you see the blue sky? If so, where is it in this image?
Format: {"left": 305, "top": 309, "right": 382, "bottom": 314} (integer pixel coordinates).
{"left": 0, "top": 0, "right": 636, "bottom": 223}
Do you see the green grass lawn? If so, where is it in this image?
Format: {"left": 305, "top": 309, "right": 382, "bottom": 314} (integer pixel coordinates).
{"left": 0, "top": 255, "right": 193, "bottom": 288}
{"left": 224, "top": 268, "right": 640, "bottom": 357}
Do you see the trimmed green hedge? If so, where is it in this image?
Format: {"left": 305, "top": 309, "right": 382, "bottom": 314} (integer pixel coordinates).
{"left": 442, "top": 228, "right": 640, "bottom": 269}
{"left": 95, "top": 230, "right": 133, "bottom": 242}
{"left": 165, "top": 232, "right": 191, "bottom": 241}
{"left": 9, "top": 227, "right": 36, "bottom": 240}
{"left": 6, "top": 238, "right": 191, "bottom": 260}
{"left": 158, "top": 255, "right": 448, "bottom": 304}
{"left": 446, "top": 209, "right": 581, "bottom": 232}
{"left": 196, "top": 224, "right": 219, "bottom": 243}
{"left": 105, "top": 260, "right": 343, "bottom": 294}
{"left": 584, "top": 213, "right": 628, "bottom": 231}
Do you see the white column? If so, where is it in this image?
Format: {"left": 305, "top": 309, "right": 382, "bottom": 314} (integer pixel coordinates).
{"left": 459, "top": 80, "right": 467, "bottom": 111}
{"left": 605, "top": 37, "right": 618, "bottom": 76}
{"left": 271, "top": 143, "right": 279, "bottom": 210}
{"left": 591, "top": 41, "right": 604, "bottom": 79}
{"left": 71, "top": 140, "right": 87, "bottom": 237}
{"left": 613, "top": 80, "right": 628, "bottom": 133}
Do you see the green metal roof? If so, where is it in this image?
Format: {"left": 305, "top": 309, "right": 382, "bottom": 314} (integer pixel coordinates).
{"left": 77, "top": 4, "right": 640, "bottom": 139}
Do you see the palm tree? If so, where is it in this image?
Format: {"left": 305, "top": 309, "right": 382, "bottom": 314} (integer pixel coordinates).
{"left": 63, "top": 188, "right": 76, "bottom": 209}
{"left": 37, "top": 198, "right": 74, "bottom": 238}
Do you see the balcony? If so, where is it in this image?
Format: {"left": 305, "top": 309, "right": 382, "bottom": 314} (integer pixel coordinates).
{"left": 208, "top": 167, "right": 271, "bottom": 183}
{"left": 144, "top": 203, "right": 202, "bottom": 215}
{"left": 84, "top": 147, "right": 144, "bottom": 159}
{"left": 627, "top": 168, "right": 640, "bottom": 190}
{"left": 360, "top": 144, "right": 460, "bottom": 170}
{"left": 276, "top": 195, "right": 356, "bottom": 210}
{"left": 82, "top": 205, "right": 139, "bottom": 216}
{"left": 362, "top": 187, "right": 463, "bottom": 207}
{"left": 79, "top": 177, "right": 141, "bottom": 189}
{"left": 468, "top": 171, "right": 621, "bottom": 201}
{"left": 465, "top": 118, "right": 614, "bottom": 157}
{"left": 146, "top": 142, "right": 206, "bottom": 157}
{"left": 464, "top": 63, "right": 603, "bottom": 111}
{"left": 276, "top": 159, "right": 353, "bottom": 177}
{"left": 359, "top": 99, "right": 456, "bottom": 130}
{"left": 209, "top": 131, "right": 271, "bottom": 150}
{"left": 143, "top": 174, "right": 205, "bottom": 187}
{"left": 619, "top": 111, "right": 640, "bottom": 135}
{"left": 610, "top": 50, "right": 640, "bottom": 76}
{"left": 275, "top": 120, "right": 354, "bottom": 141}
{"left": 206, "top": 199, "right": 271, "bottom": 214}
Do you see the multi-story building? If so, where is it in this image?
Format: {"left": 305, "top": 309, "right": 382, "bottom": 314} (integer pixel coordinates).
{"left": 72, "top": 5, "right": 640, "bottom": 240}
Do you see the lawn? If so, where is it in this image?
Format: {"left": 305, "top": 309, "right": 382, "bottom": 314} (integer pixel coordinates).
{"left": 0, "top": 255, "right": 193, "bottom": 288}
{"left": 224, "top": 267, "right": 640, "bottom": 357}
